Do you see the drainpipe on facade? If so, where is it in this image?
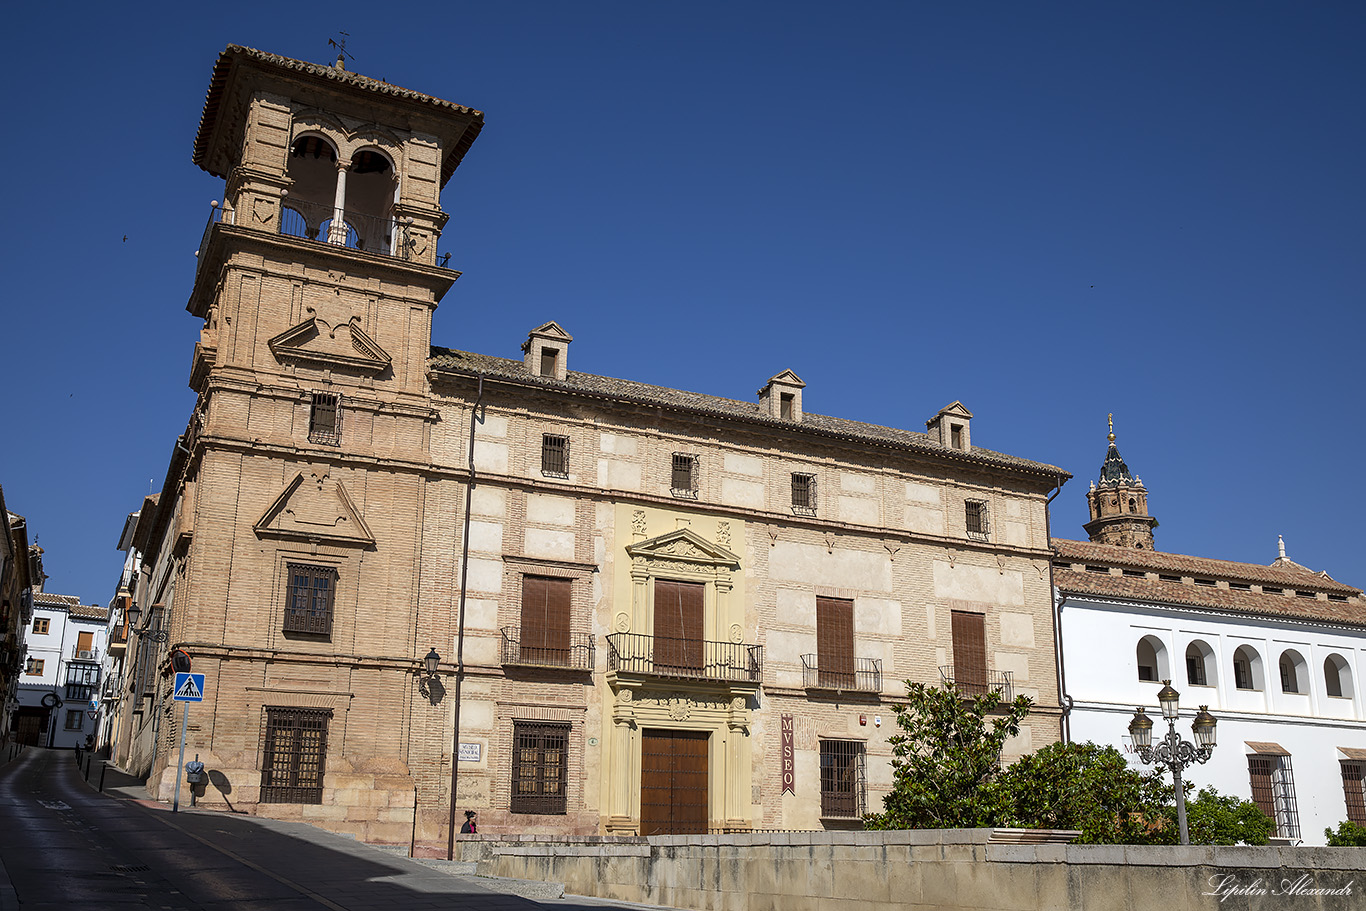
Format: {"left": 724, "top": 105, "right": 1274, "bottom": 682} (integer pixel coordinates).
{"left": 1045, "top": 474, "right": 1072, "bottom": 744}
{"left": 448, "top": 374, "right": 483, "bottom": 861}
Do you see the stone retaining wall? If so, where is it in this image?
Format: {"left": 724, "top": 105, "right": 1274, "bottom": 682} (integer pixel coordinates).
{"left": 453, "top": 829, "right": 1363, "bottom": 911}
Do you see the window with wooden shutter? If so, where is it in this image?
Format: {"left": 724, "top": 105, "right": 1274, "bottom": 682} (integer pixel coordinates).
{"left": 816, "top": 597, "right": 855, "bottom": 689}
{"left": 308, "top": 393, "right": 341, "bottom": 446}
{"left": 654, "top": 579, "right": 704, "bottom": 674}
{"left": 511, "top": 721, "right": 569, "bottom": 814}
{"left": 1248, "top": 751, "right": 1300, "bottom": 839}
{"left": 284, "top": 564, "right": 337, "bottom": 636}
{"left": 1341, "top": 761, "right": 1366, "bottom": 825}
{"left": 520, "top": 576, "right": 572, "bottom": 666}
{"left": 260, "top": 707, "right": 332, "bottom": 804}
{"left": 541, "top": 434, "right": 569, "bottom": 477}
{"left": 950, "top": 611, "right": 988, "bottom": 695}
{"left": 819, "top": 740, "right": 866, "bottom": 818}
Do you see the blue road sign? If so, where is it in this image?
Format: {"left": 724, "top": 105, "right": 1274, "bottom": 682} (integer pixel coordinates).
{"left": 172, "top": 672, "right": 206, "bottom": 702}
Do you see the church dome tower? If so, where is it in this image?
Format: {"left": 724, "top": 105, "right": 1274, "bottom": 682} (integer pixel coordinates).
{"left": 1083, "top": 415, "right": 1158, "bottom": 550}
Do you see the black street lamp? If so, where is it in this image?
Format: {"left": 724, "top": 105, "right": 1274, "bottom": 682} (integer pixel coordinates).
{"left": 1128, "top": 680, "right": 1217, "bottom": 845}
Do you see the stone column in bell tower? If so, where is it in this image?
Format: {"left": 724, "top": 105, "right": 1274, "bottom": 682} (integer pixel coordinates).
{"left": 1083, "top": 415, "right": 1159, "bottom": 550}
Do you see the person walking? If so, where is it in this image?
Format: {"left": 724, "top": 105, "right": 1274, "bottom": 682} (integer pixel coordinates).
{"left": 460, "top": 810, "right": 477, "bottom": 833}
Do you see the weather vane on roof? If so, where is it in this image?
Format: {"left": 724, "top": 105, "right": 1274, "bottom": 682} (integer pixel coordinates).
{"left": 328, "top": 32, "right": 354, "bottom": 71}
{"left": 1108, "top": 413, "right": 1115, "bottom": 443}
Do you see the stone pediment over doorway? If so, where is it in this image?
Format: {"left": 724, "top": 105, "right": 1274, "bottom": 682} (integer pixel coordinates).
{"left": 626, "top": 528, "right": 740, "bottom": 570}
{"left": 268, "top": 316, "right": 391, "bottom": 375}
{"left": 253, "top": 469, "right": 375, "bottom": 548}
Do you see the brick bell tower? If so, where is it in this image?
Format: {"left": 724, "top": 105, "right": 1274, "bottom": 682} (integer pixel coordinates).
{"left": 1083, "top": 415, "right": 1158, "bottom": 550}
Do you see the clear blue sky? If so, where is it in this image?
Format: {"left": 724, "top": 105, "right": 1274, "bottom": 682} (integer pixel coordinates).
{"left": 1, "top": 3, "right": 1362, "bottom": 604}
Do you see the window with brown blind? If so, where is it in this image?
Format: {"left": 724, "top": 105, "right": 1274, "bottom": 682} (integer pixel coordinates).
{"left": 1341, "top": 761, "right": 1366, "bottom": 825}
{"left": 671, "top": 453, "right": 698, "bottom": 498}
{"left": 308, "top": 393, "right": 341, "bottom": 446}
{"left": 654, "top": 579, "right": 704, "bottom": 673}
{"left": 260, "top": 707, "right": 332, "bottom": 804}
{"left": 791, "top": 473, "right": 817, "bottom": 516}
{"left": 950, "top": 611, "right": 988, "bottom": 695}
{"left": 542, "top": 434, "right": 569, "bottom": 477}
{"left": 1248, "top": 752, "right": 1300, "bottom": 839}
{"left": 520, "top": 576, "right": 572, "bottom": 666}
{"left": 817, "top": 597, "right": 855, "bottom": 689}
{"left": 284, "top": 564, "right": 338, "bottom": 636}
{"left": 511, "top": 721, "right": 569, "bottom": 814}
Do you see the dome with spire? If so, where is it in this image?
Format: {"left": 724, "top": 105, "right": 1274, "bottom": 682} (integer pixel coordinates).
{"left": 1084, "top": 414, "right": 1158, "bottom": 550}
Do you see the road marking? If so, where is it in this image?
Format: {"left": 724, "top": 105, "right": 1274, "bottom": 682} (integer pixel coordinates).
{"left": 37, "top": 800, "right": 71, "bottom": 810}
{"left": 146, "top": 812, "right": 351, "bottom": 911}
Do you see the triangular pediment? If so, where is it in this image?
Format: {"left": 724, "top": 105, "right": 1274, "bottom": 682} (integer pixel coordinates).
{"left": 254, "top": 470, "right": 375, "bottom": 547}
{"left": 626, "top": 528, "right": 740, "bottom": 568}
{"left": 766, "top": 369, "right": 805, "bottom": 389}
{"left": 529, "top": 321, "right": 573, "bottom": 342}
{"left": 268, "top": 318, "right": 391, "bottom": 374}
{"left": 937, "top": 401, "right": 973, "bottom": 419}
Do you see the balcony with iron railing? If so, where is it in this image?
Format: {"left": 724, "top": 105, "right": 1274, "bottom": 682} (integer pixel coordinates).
{"left": 70, "top": 646, "right": 101, "bottom": 662}
{"left": 938, "top": 665, "right": 1014, "bottom": 700}
{"left": 606, "top": 633, "right": 763, "bottom": 684}
{"left": 800, "top": 655, "right": 882, "bottom": 694}
{"left": 500, "top": 628, "right": 595, "bottom": 672}
{"left": 194, "top": 198, "right": 453, "bottom": 282}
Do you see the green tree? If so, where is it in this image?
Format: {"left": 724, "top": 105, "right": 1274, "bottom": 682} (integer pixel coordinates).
{"left": 865, "top": 681, "right": 1032, "bottom": 830}
{"left": 986, "top": 740, "right": 1174, "bottom": 844}
{"left": 1324, "top": 820, "right": 1366, "bottom": 846}
{"left": 1178, "top": 787, "right": 1273, "bottom": 845}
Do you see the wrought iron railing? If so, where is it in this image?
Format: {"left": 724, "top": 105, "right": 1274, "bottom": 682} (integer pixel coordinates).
{"left": 800, "top": 655, "right": 881, "bottom": 693}
{"left": 606, "top": 633, "right": 763, "bottom": 683}
{"left": 278, "top": 196, "right": 431, "bottom": 262}
{"left": 194, "top": 200, "right": 227, "bottom": 280}
{"left": 70, "top": 646, "right": 101, "bottom": 662}
{"left": 938, "top": 666, "right": 1013, "bottom": 700}
{"left": 500, "top": 628, "right": 595, "bottom": 671}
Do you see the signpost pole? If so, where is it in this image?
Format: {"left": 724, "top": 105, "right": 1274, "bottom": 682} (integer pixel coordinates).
{"left": 172, "top": 700, "right": 189, "bottom": 813}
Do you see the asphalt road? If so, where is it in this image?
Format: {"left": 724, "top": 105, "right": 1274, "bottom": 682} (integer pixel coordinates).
{"left": 0, "top": 747, "right": 668, "bottom": 911}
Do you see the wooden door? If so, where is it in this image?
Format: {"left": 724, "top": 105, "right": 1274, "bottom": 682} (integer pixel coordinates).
{"left": 654, "top": 580, "right": 704, "bottom": 675}
{"left": 15, "top": 710, "right": 43, "bottom": 746}
{"left": 817, "top": 597, "right": 854, "bottom": 688}
{"left": 640, "top": 729, "right": 709, "bottom": 836}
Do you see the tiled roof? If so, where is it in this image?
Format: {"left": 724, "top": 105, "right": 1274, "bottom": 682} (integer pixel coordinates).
{"left": 428, "top": 347, "right": 1070, "bottom": 481}
{"left": 32, "top": 592, "right": 81, "bottom": 607}
{"left": 68, "top": 604, "right": 109, "bottom": 621}
{"left": 194, "top": 46, "right": 484, "bottom": 186}
{"left": 1052, "top": 539, "right": 1360, "bottom": 594}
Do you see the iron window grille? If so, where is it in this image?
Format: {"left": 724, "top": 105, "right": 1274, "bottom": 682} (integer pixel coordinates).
{"left": 965, "top": 500, "right": 990, "bottom": 539}
{"left": 671, "top": 453, "right": 699, "bottom": 498}
{"left": 260, "top": 707, "right": 332, "bottom": 804}
{"left": 1341, "top": 760, "right": 1366, "bottom": 826}
{"left": 1187, "top": 651, "right": 1208, "bottom": 687}
{"left": 541, "top": 434, "right": 570, "bottom": 477}
{"left": 819, "top": 740, "right": 866, "bottom": 819}
{"left": 1248, "top": 753, "right": 1300, "bottom": 840}
{"left": 284, "top": 564, "right": 337, "bottom": 636}
{"left": 511, "top": 721, "right": 569, "bottom": 814}
{"left": 791, "top": 473, "right": 817, "bottom": 516}
{"left": 308, "top": 393, "right": 341, "bottom": 446}
{"left": 1233, "top": 654, "right": 1253, "bottom": 690}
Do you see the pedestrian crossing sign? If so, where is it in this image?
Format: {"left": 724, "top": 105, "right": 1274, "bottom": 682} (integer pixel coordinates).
{"left": 173, "top": 672, "right": 206, "bottom": 702}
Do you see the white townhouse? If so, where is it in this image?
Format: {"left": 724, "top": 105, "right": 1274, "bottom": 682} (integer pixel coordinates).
{"left": 16, "top": 591, "right": 109, "bottom": 749}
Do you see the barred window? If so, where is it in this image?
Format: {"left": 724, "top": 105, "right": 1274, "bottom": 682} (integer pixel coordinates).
{"left": 1248, "top": 751, "right": 1300, "bottom": 840}
{"left": 64, "top": 710, "right": 84, "bottom": 731}
{"left": 819, "top": 740, "right": 866, "bottom": 818}
{"left": 309, "top": 393, "right": 341, "bottom": 446}
{"left": 671, "top": 453, "right": 698, "bottom": 498}
{"left": 511, "top": 721, "right": 569, "bottom": 814}
{"left": 791, "top": 473, "right": 817, "bottom": 515}
{"left": 965, "top": 500, "right": 989, "bottom": 538}
{"left": 284, "top": 564, "right": 337, "bottom": 636}
{"left": 542, "top": 434, "right": 569, "bottom": 477}
{"left": 260, "top": 707, "right": 332, "bottom": 804}
{"left": 1341, "top": 760, "right": 1366, "bottom": 826}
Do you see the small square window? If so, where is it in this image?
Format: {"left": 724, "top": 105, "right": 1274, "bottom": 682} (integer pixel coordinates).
{"left": 32, "top": 618, "right": 49, "bottom": 634}
{"left": 965, "top": 500, "right": 989, "bottom": 539}
{"left": 671, "top": 453, "right": 698, "bottom": 498}
{"left": 24, "top": 658, "right": 44, "bottom": 676}
{"left": 309, "top": 393, "right": 341, "bottom": 446}
{"left": 284, "top": 564, "right": 337, "bottom": 636}
{"left": 791, "top": 473, "right": 817, "bottom": 515}
{"left": 539, "top": 348, "right": 559, "bottom": 378}
{"left": 541, "top": 434, "right": 569, "bottom": 477}
{"left": 64, "top": 710, "right": 84, "bottom": 731}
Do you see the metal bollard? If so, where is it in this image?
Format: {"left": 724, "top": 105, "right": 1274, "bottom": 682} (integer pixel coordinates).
{"left": 99, "top": 762, "right": 107, "bottom": 793}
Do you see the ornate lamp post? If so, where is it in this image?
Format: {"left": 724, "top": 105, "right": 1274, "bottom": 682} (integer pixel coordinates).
{"left": 1128, "top": 681, "right": 1218, "bottom": 845}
